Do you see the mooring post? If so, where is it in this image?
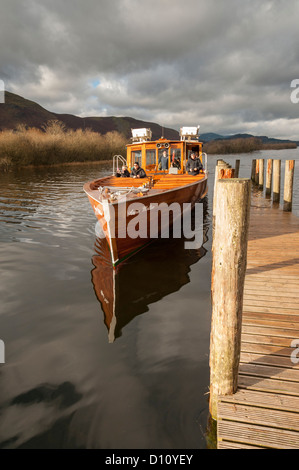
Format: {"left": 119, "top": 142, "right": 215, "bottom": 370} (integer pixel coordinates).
{"left": 283, "top": 160, "right": 295, "bottom": 211}
{"left": 235, "top": 159, "right": 240, "bottom": 178}
{"left": 251, "top": 159, "right": 256, "bottom": 182}
{"left": 265, "top": 159, "right": 273, "bottom": 198}
{"left": 210, "top": 178, "right": 251, "bottom": 420}
{"left": 218, "top": 168, "right": 235, "bottom": 179}
{"left": 213, "top": 159, "right": 234, "bottom": 212}
{"left": 258, "top": 158, "right": 264, "bottom": 189}
{"left": 273, "top": 159, "right": 281, "bottom": 204}
{"left": 254, "top": 159, "right": 259, "bottom": 185}
{"left": 215, "top": 160, "right": 230, "bottom": 179}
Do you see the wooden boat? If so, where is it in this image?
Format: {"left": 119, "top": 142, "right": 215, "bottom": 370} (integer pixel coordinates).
{"left": 84, "top": 126, "right": 208, "bottom": 266}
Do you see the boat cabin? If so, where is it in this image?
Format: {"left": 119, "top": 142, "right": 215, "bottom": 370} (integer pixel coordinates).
{"left": 126, "top": 126, "right": 204, "bottom": 175}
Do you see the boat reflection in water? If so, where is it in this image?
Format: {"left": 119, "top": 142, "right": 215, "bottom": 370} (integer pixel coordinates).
{"left": 91, "top": 200, "right": 209, "bottom": 343}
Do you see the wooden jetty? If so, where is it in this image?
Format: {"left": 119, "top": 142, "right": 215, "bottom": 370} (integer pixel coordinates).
{"left": 217, "top": 202, "right": 299, "bottom": 449}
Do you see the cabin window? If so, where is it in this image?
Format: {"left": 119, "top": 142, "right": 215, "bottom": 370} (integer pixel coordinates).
{"left": 146, "top": 149, "right": 156, "bottom": 166}
{"left": 186, "top": 146, "right": 200, "bottom": 159}
{"left": 168, "top": 147, "right": 181, "bottom": 170}
{"left": 170, "top": 147, "right": 181, "bottom": 161}
{"left": 131, "top": 151, "right": 142, "bottom": 168}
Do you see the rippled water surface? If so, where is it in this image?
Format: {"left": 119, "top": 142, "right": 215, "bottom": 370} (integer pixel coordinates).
{"left": 0, "top": 149, "right": 298, "bottom": 449}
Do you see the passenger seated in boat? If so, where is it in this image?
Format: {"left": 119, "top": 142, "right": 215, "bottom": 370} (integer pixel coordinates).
{"left": 130, "top": 162, "right": 147, "bottom": 178}
{"left": 171, "top": 157, "right": 181, "bottom": 169}
{"left": 186, "top": 152, "right": 202, "bottom": 175}
{"left": 116, "top": 165, "right": 130, "bottom": 177}
{"left": 158, "top": 150, "right": 169, "bottom": 170}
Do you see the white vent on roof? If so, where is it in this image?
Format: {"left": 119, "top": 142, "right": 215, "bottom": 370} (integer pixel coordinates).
{"left": 179, "top": 125, "right": 200, "bottom": 141}
{"left": 131, "top": 128, "right": 152, "bottom": 142}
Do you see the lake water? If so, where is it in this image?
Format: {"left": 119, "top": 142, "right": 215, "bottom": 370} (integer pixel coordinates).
{"left": 0, "top": 148, "right": 298, "bottom": 449}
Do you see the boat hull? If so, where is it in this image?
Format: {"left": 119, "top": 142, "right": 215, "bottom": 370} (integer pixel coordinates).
{"left": 85, "top": 176, "right": 208, "bottom": 266}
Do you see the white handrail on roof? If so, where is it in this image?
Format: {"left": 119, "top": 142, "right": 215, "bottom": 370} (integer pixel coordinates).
{"left": 202, "top": 152, "right": 208, "bottom": 173}
{"left": 180, "top": 125, "right": 200, "bottom": 141}
{"left": 112, "top": 154, "right": 127, "bottom": 175}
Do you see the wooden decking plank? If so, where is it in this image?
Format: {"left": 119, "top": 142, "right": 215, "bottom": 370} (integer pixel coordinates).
{"left": 238, "top": 375, "right": 299, "bottom": 396}
{"left": 241, "top": 333, "right": 294, "bottom": 347}
{"left": 239, "top": 363, "right": 299, "bottom": 381}
{"left": 217, "top": 421, "right": 299, "bottom": 449}
{"left": 245, "top": 268, "right": 299, "bottom": 274}
{"left": 219, "top": 389, "right": 299, "bottom": 412}
{"left": 240, "top": 352, "right": 299, "bottom": 368}
{"left": 243, "top": 312, "right": 299, "bottom": 322}
{"left": 244, "top": 289, "right": 299, "bottom": 298}
{"left": 242, "top": 318, "right": 299, "bottom": 329}
{"left": 246, "top": 267, "right": 299, "bottom": 273}
{"left": 218, "top": 402, "right": 299, "bottom": 432}
{"left": 243, "top": 302, "right": 299, "bottom": 312}
{"left": 242, "top": 305, "right": 299, "bottom": 315}
{"left": 218, "top": 441, "right": 265, "bottom": 449}
{"left": 241, "top": 343, "right": 293, "bottom": 357}
{"left": 242, "top": 325, "right": 299, "bottom": 338}
{"left": 245, "top": 273, "right": 299, "bottom": 280}
{"left": 244, "top": 282, "right": 299, "bottom": 291}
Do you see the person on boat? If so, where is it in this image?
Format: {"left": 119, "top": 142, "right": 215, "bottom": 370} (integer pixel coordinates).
{"left": 130, "top": 162, "right": 147, "bottom": 178}
{"left": 171, "top": 157, "right": 181, "bottom": 169}
{"left": 186, "top": 152, "right": 202, "bottom": 175}
{"left": 116, "top": 165, "right": 130, "bottom": 177}
{"left": 158, "top": 150, "right": 169, "bottom": 170}
{"left": 194, "top": 152, "right": 203, "bottom": 171}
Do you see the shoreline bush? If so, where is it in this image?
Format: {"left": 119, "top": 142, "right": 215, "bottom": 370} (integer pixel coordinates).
{"left": 0, "top": 122, "right": 296, "bottom": 170}
{"left": 0, "top": 120, "right": 128, "bottom": 169}
{"left": 203, "top": 137, "right": 296, "bottom": 154}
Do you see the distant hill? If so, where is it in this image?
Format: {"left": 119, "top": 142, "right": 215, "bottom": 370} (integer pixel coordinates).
{"left": 0, "top": 91, "right": 297, "bottom": 146}
{"left": 201, "top": 132, "right": 298, "bottom": 146}
{"left": 199, "top": 132, "right": 224, "bottom": 142}
{"left": 0, "top": 91, "right": 179, "bottom": 141}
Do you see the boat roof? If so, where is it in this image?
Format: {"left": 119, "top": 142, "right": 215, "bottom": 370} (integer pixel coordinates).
{"left": 127, "top": 126, "right": 202, "bottom": 147}
{"left": 127, "top": 137, "right": 203, "bottom": 147}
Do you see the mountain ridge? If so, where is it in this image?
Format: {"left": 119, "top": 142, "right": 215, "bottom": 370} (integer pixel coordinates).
{"left": 0, "top": 91, "right": 297, "bottom": 146}
{"left": 0, "top": 91, "right": 179, "bottom": 141}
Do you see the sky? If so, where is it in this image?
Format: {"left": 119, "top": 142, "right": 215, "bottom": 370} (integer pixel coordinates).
{"left": 1, "top": 0, "right": 299, "bottom": 139}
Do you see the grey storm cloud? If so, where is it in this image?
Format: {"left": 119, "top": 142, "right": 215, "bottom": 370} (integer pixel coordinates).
{"left": 1, "top": 0, "right": 299, "bottom": 139}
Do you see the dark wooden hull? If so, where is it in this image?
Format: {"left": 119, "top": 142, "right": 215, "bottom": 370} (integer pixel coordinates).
{"left": 84, "top": 174, "right": 208, "bottom": 265}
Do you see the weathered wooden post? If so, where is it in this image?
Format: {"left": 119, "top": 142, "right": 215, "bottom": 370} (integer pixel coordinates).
{"left": 283, "top": 160, "right": 295, "bottom": 211}
{"left": 273, "top": 159, "right": 281, "bottom": 203}
{"left": 218, "top": 168, "right": 235, "bottom": 179}
{"left": 265, "top": 159, "right": 273, "bottom": 197}
{"left": 210, "top": 178, "right": 251, "bottom": 420}
{"left": 235, "top": 159, "right": 240, "bottom": 178}
{"left": 215, "top": 160, "right": 230, "bottom": 178}
{"left": 213, "top": 161, "right": 235, "bottom": 216}
{"left": 251, "top": 159, "right": 256, "bottom": 182}
{"left": 258, "top": 158, "right": 264, "bottom": 189}
{"left": 254, "top": 159, "right": 259, "bottom": 185}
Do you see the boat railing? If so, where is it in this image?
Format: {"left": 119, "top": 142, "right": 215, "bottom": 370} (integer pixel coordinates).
{"left": 202, "top": 152, "right": 208, "bottom": 174}
{"left": 112, "top": 155, "right": 127, "bottom": 175}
